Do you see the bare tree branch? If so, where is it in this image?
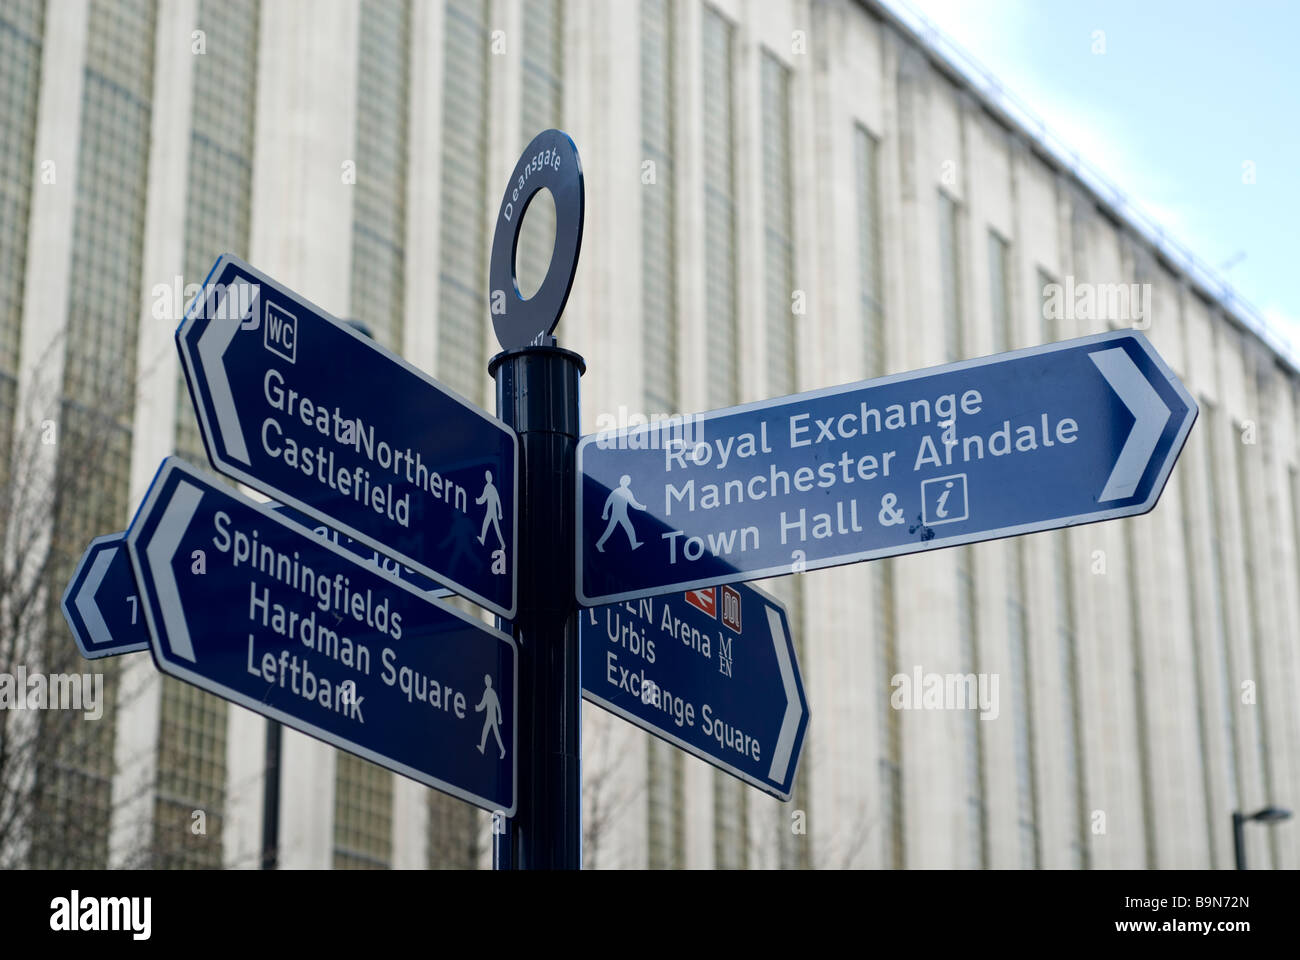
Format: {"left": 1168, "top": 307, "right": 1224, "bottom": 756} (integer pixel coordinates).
{"left": 0, "top": 326, "right": 160, "bottom": 868}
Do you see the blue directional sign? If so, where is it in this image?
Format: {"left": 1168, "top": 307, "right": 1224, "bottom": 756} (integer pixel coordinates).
{"left": 127, "top": 457, "right": 517, "bottom": 815}
{"left": 61, "top": 534, "right": 150, "bottom": 659}
{"left": 578, "top": 330, "right": 1197, "bottom": 605}
{"left": 177, "top": 254, "right": 517, "bottom": 618}
{"left": 582, "top": 581, "right": 808, "bottom": 799}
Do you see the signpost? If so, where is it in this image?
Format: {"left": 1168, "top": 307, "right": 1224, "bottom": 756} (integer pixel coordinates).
{"left": 578, "top": 330, "right": 1196, "bottom": 605}
{"left": 582, "top": 582, "right": 808, "bottom": 799}
{"left": 62, "top": 534, "right": 150, "bottom": 659}
{"left": 485, "top": 129, "right": 589, "bottom": 869}
{"left": 59, "top": 128, "right": 1202, "bottom": 873}
{"left": 126, "top": 457, "right": 517, "bottom": 815}
{"left": 177, "top": 254, "right": 518, "bottom": 618}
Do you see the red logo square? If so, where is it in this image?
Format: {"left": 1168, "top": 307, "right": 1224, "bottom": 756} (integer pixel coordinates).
{"left": 685, "top": 588, "right": 716, "bottom": 618}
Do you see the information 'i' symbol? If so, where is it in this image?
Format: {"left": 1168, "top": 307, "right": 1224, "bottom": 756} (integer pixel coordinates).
{"left": 936, "top": 480, "right": 955, "bottom": 519}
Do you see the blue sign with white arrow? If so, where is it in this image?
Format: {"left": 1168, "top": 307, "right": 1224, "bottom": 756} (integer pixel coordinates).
{"left": 56, "top": 515, "right": 451, "bottom": 663}
{"left": 62, "top": 533, "right": 150, "bottom": 659}
{"left": 578, "top": 330, "right": 1196, "bottom": 605}
{"left": 177, "top": 254, "right": 517, "bottom": 618}
{"left": 127, "top": 457, "right": 517, "bottom": 815}
{"left": 582, "top": 581, "right": 808, "bottom": 800}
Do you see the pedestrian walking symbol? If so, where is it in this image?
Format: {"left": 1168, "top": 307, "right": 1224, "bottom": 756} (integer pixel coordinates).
{"left": 476, "top": 674, "right": 506, "bottom": 759}
{"left": 595, "top": 475, "right": 645, "bottom": 552}
{"left": 477, "top": 471, "right": 505, "bottom": 550}
{"left": 476, "top": 471, "right": 508, "bottom": 579}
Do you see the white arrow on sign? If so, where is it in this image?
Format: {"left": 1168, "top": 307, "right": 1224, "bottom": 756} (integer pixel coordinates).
{"left": 766, "top": 603, "right": 803, "bottom": 786}
{"left": 194, "top": 279, "right": 260, "bottom": 466}
{"left": 62, "top": 533, "right": 152, "bottom": 660}
{"left": 74, "top": 548, "right": 116, "bottom": 649}
{"left": 145, "top": 479, "right": 204, "bottom": 661}
{"left": 1090, "top": 346, "right": 1172, "bottom": 502}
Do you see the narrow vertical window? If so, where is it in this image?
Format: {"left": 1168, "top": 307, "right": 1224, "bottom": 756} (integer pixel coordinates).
{"left": 761, "top": 51, "right": 794, "bottom": 397}
{"left": 1178, "top": 461, "right": 1220, "bottom": 864}
{"left": 437, "top": 0, "right": 491, "bottom": 403}
{"left": 1201, "top": 404, "right": 1242, "bottom": 814}
{"left": 702, "top": 7, "right": 737, "bottom": 409}
{"left": 878, "top": 561, "right": 903, "bottom": 868}
{"left": 349, "top": 0, "right": 411, "bottom": 352}
{"left": 1038, "top": 268, "right": 1060, "bottom": 345}
{"left": 1234, "top": 418, "right": 1275, "bottom": 867}
{"left": 516, "top": 0, "right": 564, "bottom": 298}
{"left": 1053, "top": 535, "right": 1087, "bottom": 868}
{"left": 957, "top": 550, "right": 987, "bottom": 867}
{"left": 0, "top": 0, "right": 46, "bottom": 489}
{"left": 855, "top": 126, "right": 885, "bottom": 377}
{"left": 987, "top": 231, "right": 1011, "bottom": 354}
{"left": 937, "top": 191, "right": 962, "bottom": 361}
{"left": 333, "top": 754, "right": 393, "bottom": 869}
{"left": 641, "top": 0, "right": 677, "bottom": 416}
{"left": 1006, "top": 543, "right": 1039, "bottom": 867}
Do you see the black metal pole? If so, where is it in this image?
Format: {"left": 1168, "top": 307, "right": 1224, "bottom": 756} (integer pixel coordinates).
{"left": 490, "top": 343, "right": 584, "bottom": 869}
{"left": 261, "top": 719, "right": 281, "bottom": 868}
{"left": 1232, "top": 811, "right": 1246, "bottom": 870}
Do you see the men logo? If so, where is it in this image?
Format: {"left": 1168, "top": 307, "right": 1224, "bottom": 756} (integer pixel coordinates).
{"left": 685, "top": 588, "right": 715, "bottom": 618}
{"left": 264, "top": 301, "right": 297, "bottom": 363}
{"left": 721, "top": 585, "right": 741, "bottom": 634}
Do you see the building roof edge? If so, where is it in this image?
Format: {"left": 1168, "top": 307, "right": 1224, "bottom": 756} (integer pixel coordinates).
{"left": 859, "top": 0, "right": 1299, "bottom": 376}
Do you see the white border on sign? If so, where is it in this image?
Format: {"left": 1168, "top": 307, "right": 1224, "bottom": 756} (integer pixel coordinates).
{"left": 575, "top": 329, "right": 1198, "bottom": 607}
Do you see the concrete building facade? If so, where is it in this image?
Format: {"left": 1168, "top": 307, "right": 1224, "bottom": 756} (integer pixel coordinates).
{"left": 3, "top": 0, "right": 1298, "bottom": 869}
